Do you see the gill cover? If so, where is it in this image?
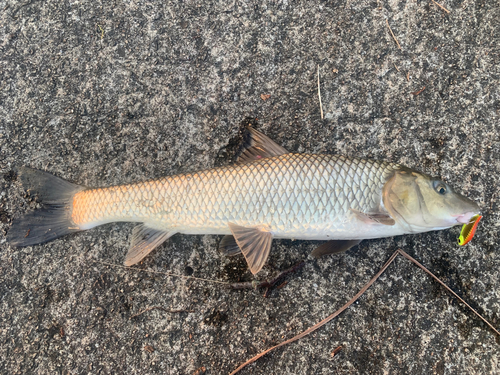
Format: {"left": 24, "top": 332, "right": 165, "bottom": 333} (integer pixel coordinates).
{"left": 382, "top": 170, "right": 424, "bottom": 232}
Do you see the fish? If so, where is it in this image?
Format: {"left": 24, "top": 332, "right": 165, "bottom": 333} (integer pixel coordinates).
{"left": 6, "top": 128, "right": 480, "bottom": 274}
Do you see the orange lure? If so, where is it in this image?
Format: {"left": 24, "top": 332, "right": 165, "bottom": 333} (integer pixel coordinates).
{"left": 458, "top": 215, "right": 482, "bottom": 246}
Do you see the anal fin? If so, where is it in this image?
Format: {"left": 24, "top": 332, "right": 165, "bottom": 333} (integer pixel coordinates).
{"left": 124, "top": 225, "right": 176, "bottom": 266}
{"left": 228, "top": 223, "right": 273, "bottom": 275}
{"left": 311, "top": 240, "right": 361, "bottom": 258}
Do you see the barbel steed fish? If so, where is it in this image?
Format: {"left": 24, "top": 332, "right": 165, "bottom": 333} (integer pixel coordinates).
{"left": 7, "top": 128, "right": 480, "bottom": 274}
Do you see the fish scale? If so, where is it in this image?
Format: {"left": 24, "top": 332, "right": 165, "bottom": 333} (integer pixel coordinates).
{"left": 71, "top": 153, "right": 399, "bottom": 239}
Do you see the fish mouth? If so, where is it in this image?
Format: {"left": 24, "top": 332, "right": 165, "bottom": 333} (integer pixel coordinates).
{"left": 454, "top": 212, "right": 478, "bottom": 224}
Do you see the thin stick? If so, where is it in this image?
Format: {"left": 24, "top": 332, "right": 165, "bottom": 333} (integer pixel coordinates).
{"left": 411, "top": 86, "right": 426, "bottom": 96}
{"left": 398, "top": 249, "right": 500, "bottom": 336}
{"left": 92, "top": 259, "right": 230, "bottom": 286}
{"left": 228, "top": 261, "right": 305, "bottom": 290}
{"left": 94, "top": 259, "right": 305, "bottom": 290}
{"left": 229, "top": 249, "right": 500, "bottom": 374}
{"left": 229, "top": 250, "right": 400, "bottom": 375}
{"left": 431, "top": 0, "right": 450, "bottom": 13}
{"left": 317, "top": 65, "right": 324, "bottom": 120}
{"left": 386, "top": 19, "right": 401, "bottom": 49}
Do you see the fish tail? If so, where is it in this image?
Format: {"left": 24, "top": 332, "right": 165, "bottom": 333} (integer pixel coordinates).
{"left": 7, "top": 167, "right": 86, "bottom": 247}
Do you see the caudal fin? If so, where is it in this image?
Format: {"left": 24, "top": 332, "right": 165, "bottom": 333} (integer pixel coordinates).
{"left": 7, "top": 167, "right": 86, "bottom": 247}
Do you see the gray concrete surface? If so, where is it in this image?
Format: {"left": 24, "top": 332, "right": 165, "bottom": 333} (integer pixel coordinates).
{"left": 1, "top": 0, "right": 499, "bottom": 374}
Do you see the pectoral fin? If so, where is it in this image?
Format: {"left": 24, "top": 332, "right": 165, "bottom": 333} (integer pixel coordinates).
{"left": 228, "top": 223, "right": 273, "bottom": 274}
{"left": 124, "top": 225, "right": 176, "bottom": 266}
{"left": 350, "top": 209, "right": 395, "bottom": 226}
{"left": 311, "top": 240, "right": 362, "bottom": 258}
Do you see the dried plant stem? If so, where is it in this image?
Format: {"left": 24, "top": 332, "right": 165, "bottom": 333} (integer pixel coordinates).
{"left": 386, "top": 19, "right": 401, "bottom": 49}
{"left": 397, "top": 250, "right": 500, "bottom": 336}
{"left": 92, "top": 259, "right": 231, "bottom": 286}
{"left": 431, "top": 0, "right": 450, "bottom": 13}
{"left": 229, "top": 249, "right": 499, "bottom": 375}
{"left": 228, "top": 261, "right": 305, "bottom": 290}
{"left": 317, "top": 65, "right": 324, "bottom": 120}
{"left": 229, "top": 251, "right": 399, "bottom": 375}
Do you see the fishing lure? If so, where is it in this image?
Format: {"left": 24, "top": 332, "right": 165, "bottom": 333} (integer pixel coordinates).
{"left": 458, "top": 214, "right": 482, "bottom": 246}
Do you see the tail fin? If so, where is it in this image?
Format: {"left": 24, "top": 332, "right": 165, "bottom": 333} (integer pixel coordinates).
{"left": 7, "top": 167, "right": 86, "bottom": 247}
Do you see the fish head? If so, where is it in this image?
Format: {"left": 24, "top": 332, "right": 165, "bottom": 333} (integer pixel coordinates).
{"left": 382, "top": 168, "right": 480, "bottom": 233}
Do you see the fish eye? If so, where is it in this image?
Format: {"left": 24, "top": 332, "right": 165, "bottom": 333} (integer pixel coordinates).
{"left": 433, "top": 180, "right": 447, "bottom": 195}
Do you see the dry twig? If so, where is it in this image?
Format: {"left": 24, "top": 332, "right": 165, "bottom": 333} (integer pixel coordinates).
{"left": 431, "top": 0, "right": 450, "bottom": 13}
{"left": 229, "top": 249, "right": 499, "bottom": 375}
{"left": 229, "top": 251, "right": 399, "bottom": 375}
{"left": 92, "top": 259, "right": 230, "bottom": 286}
{"left": 331, "top": 345, "right": 342, "bottom": 357}
{"left": 317, "top": 65, "right": 324, "bottom": 120}
{"left": 397, "top": 250, "right": 499, "bottom": 336}
{"left": 411, "top": 86, "right": 426, "bottom": 96}
{"left": 386, "top": 19, "right": 401, "bottom": 49}
{"left": 228, "top": 261, "right": 305, "bottom": 290}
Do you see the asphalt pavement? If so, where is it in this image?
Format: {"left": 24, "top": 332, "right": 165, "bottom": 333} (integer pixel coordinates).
{"left": 1, "top": 0, "right": 499, "bottom": 374}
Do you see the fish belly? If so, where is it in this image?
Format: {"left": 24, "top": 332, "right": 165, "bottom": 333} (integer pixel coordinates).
{"left": 71, "top": 153, "right": 404, "bottom": 240}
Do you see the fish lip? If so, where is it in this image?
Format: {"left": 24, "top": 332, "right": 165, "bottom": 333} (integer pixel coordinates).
{"left": 453, "top": 211, "right": 478, "bottom": 224}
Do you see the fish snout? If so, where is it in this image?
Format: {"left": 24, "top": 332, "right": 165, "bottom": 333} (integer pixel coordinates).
{"left": 451, "top": 195, "right": 480, "bottom": 224}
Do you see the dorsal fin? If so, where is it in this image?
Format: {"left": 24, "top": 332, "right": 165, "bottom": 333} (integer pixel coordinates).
{"left": 236, "top": 128, "right": 289, "bottom": 164}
